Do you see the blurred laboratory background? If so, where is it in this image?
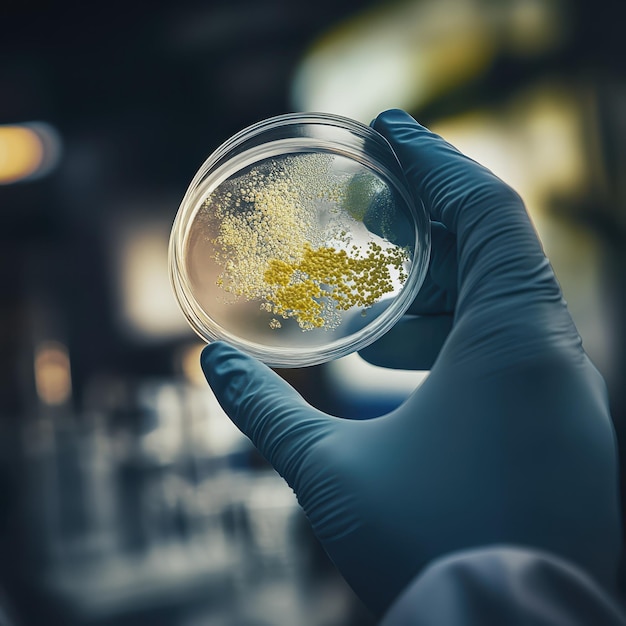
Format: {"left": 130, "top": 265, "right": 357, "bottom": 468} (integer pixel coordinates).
{"left": 1, "top": 0, "right": 625, "bottom": 624}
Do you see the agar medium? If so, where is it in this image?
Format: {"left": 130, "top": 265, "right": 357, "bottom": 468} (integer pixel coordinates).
{"left": 169, "top": 112, "right": 430, "bottom": 368}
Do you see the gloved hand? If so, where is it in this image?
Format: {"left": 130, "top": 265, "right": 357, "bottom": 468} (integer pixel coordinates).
{"left": 201, "top": 109, "right": 622, "bottom": 617}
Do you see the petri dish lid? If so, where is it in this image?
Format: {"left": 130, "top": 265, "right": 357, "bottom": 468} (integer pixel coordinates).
{"left": 169, "top": 112, "right": 430, "bottom": 368}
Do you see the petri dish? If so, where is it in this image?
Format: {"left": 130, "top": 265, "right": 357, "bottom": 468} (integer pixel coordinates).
{"left": 169, "top": 112, "right": 430, "bottom": 368}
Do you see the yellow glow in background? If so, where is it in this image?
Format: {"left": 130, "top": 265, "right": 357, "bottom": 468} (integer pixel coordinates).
{"left": 0, "top": 122, "right": 62, "bottom": 184}
{"left": 0, "top": 126, "right": 44, "bottom": 184}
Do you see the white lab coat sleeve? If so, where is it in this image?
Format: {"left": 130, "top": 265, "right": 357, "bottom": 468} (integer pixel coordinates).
{"left": 380, "top": 545, "right": 626, "bottom": 626}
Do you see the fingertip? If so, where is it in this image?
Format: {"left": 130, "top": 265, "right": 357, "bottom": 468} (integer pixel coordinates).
{"left": 199, "top": 341, "right": 283, "bottom": 435}
{"left": 200, "top": 341, "right": 250, "bottom": 384}
{"left": 201, "top": 339, "right": 233, "bottom": 364}
{"left": 200, "top": 340, "right": 224, "bottom": 373}
{"left": 372, "top": 109, "right": 426, "bottom": 134}
{"left": 371, "top": 108, "right": 410, "bottom": 127}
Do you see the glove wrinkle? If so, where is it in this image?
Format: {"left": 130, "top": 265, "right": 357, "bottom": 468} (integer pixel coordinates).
{"left": 299, "top": 469, "right": 362, "bottom": 544}
{"left": 202, "top": 342, "right": 330, "bottom": 482}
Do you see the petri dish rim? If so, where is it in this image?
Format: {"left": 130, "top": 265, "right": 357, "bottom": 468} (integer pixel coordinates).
{"left": 169, "top": 112, "right": 431, "bottom": 368}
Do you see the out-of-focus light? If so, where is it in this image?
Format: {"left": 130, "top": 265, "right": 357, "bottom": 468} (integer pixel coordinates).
{"left": 34, "top": 341, "right": 72, "bottom": 406}
{"left": 0, "top": 126, "right": 42, "bottom": 183}
{"left": 291, "top": 0, "right": 496, "bottom": 121}
{"left": 178, "top": 342, "right": 206, "bottom": 386}
{"left": 112, "top": 217, "right": 191, "bottom": 340}
{"left": 290, "top": 0, "right": 566, "bottom": 121}
{"left": 504, "top": 0, "right": 569, "bottom": 57}
{"left": 0, "top": 122, "right": 62, "bottom": 185}
{"left": 329, "top": 351, "right": 427, "bottom": 398}
{"left": 430, "top": 84, "right": 586, "bottom": 213}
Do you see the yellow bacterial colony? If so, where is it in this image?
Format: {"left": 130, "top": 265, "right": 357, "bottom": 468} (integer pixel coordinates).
{"left": 263, "top": 243, "right": 407, "bottom": 330}
{"left": 206, "top": 153, "right": 409, "bottom": 331}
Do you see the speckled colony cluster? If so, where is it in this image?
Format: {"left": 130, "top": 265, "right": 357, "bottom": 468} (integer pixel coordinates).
{"left": 204, "top": 153, "right": 409, "bottom": 331}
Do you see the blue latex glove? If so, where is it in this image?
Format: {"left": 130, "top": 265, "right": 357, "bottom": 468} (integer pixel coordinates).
{"left": 201, "top": 109, "right": 622, "bottom": 617}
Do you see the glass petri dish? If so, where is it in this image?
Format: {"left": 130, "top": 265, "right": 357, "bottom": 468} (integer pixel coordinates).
{"left": 169, "top": 112, "right": 430, "bottom": 368}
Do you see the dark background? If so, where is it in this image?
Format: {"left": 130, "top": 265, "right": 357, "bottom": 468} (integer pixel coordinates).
{"left": 1, "top": 1, "right": 625, "bottom": 624}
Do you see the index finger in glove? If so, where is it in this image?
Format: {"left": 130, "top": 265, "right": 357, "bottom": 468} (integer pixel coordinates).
{"left": 373, "top": 110, "right": 560, "bottom": 320}
{"left": 373, "top": 110, "right": 580, "bottom": 362}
